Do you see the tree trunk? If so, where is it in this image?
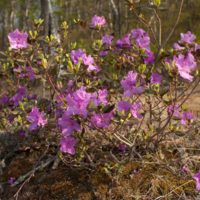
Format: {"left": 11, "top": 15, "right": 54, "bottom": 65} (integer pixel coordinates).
{"left": 2, "top": 9, "right": 8, "bottom": 48}
{"left": 40, "top": 0, "right": 50, "bottom": 37}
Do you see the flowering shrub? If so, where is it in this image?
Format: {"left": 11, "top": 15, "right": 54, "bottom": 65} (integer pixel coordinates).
{"left": 1, "top": 5, "right": 200, "bottom": 197}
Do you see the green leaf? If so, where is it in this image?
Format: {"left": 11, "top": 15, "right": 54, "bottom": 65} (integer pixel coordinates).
{"left": 47, "top": 56, "right": 55, "bottom": 69}
{"left": 102, "top": 104, "right": 115, "bottom": 113}
{"left": 175, "top": 131, "right": 185, "bottom": 137}
{"left": 128, "top": 117, "right": 139, "bottom": 124}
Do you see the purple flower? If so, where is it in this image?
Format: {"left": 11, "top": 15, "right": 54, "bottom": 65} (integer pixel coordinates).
{"left": 181, "top": 166, "right": 190, "bottom": 173}
{"left": 118, "top": 145, "right": 128, "bottom": 152}
{"left": 167, "top": 103, "right": 181, "bottom": 117}
{"left": 9, "top": 86, "right": 26, "bottom": 106}
{"left": 102, "top": 34, "right": 114, "bottom": 47}
{"left": 143, "top": 52, "right": 155, "bottom": 65}
{"left": 66, "top": 87, "right": 92, "bottom": 119}
{"left": 90, "top": 15, "right": 106, "bottom": 28}
{"left": 131, "top": 28, "right": 146, "bottom": 38}
{"left": 90, "top": 112, "right": 113, "bottom": 129}
{"left": 192, "top": 170, "right": 200, "bottom": 191}
{"left": 0, "top": 94, "right": 8, "bottom": 105}
{"left": 173, "top": 43, "right": 185, "bottom": 50}
{"left": 131, "top": 170, "right": 140, "bottom": 176}
{"left": 7, "top": 114, "right": 14, "bottom": 123}
{"left": 19, "top": 131, "right": 25, "bottom": 137}
{"left": 116, "top": 33, "right": 132, "bottom": 49}
{"left": 151, "top": 72, "right": 163, "bottom": 85}
{"left": 92, "top": 89, "right": 108, "bottom": 107}
{"left": 121, "top": 71, "right": 144, "bottom": 97}
{"left": 70, "top": 49, "right": 94, "bottom": 67}
{"left": 181, "top": 112, "right": 195, "bottom": 126}
{"left": 13, "top": 66, "right": 23, "bottom": 73}
{"left": 174, "top": 53, "right": 197, "bottom": 81}
{"left": 27, "top": 106, "right": 47, "bottom": 132}
{"left": 87, "top": 64, "right": 101, "bottom": 72}
{"left": 37, "top": 61, "right": 42, "bottom": 66}
{"left": 8, "top": 177, "right": 15, "bottom": 185}
{"left": 179, "top": 31, "right": 196, "bottom": 44}
{"left": 136, "top": 32, "right": 150, "bottom": 52}
{"left": 100, "top": 51, "right": 109, "bottom": 56}
{"left": 117, "top": 100, "right": 142, "bottom": 119}
{"left": 8, "top": 29, "right": 28, "bottom": 49}
{"left": 25, "top": 66, "right": 35, "bottom": 80}
{"left": 60, "top": 136, "right": 77, "bottom": 155}
{"left": 58, "top": 113, "right": 81, "bottom": 136}
{"left": 68, "top": 81, "right": 74, "bottom": 87}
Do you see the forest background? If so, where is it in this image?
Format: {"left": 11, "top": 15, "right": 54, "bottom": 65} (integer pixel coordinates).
{"left": 0, "top": 0, "right": 200, "bottom": 52}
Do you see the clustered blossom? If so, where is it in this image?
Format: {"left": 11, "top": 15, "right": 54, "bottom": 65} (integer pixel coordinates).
{"left": 13, "top": 66, "right": 35, "bottom": 80}
{"left": 9, "top": 86, "right": 26, "bottom": 106}
{"left": 102, "top": 34, "right": 114, "bottom": 47}
{"left": 70, "top": 49, "right": 101, "bottom": 72}
{"left": 193, "top": 170, "right": 200, "bottom": 191}
{"left": 174, "top": 53, "right": 197, "bottom": 81}
{"left": 65, "top": 87, "right": 92, "bottom": 119}
{"left": 60, "top": 137, "right": 77, "bottom": 155}
{"left": 58, "top": 113, "right": 81, "bottom": 136}
{"left": 167, "top": 103, "right": 181, "bottom": 117}
{"left": 151, "top": 72, "right": 163, "bottom": 85}
{"left": 179, "top": 31, "right": 196, "bottom": 44}
{"left": 181, "top": 112, "right": 195, "bottom": 126}
{"left": 8, "top": 29, "right": 28, "bottom": 49}
{"left": 120, "top": 71, "right": 144, "bottom": 97}
{"left": 117, "top": 100, "right": 142, "bottom": 119}
{"left": 90, "top": 112, "right": 113, "bottom": 129}
{"left": 131, "top": 28, "right": 150, "bottom": 52}
{"left": 116, "top": 33, "right": 132, "bottom": 49}
{"left": 143, "top": 52, "right": 155, "bottom": 65}
{"left": 92, "top": 89, "right": 108, "bottom": 107}
{"left": 27, "top": 106, "right": 47, "bottom": 132}
{"left": 90, "top": 15, "right": 106, "bottom": 29}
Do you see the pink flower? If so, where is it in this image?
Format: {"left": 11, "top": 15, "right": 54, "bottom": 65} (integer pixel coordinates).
{"left": 66, "top": 87, "right": 92, "bottom": 119}
{"left": 100, "top": 51, "right": 109, "bottom": 56}
{"left": 192, "top": 170, "right": 200, "bottom": 191}
{"left": 181, "top": 112, "right": 195, "bottom": 126}
{"left": 136, "top": 32, "right": 150, "bottom": 52}
{"left": 0, "top": 94, "right": 8, "bottom": 105}
{"left": 9, "top": 86, "right": 26, "bottom": 106}
{"left": 25, "top": 66, "right": 35, "bottom": 80}
{"left": 92, "top": 89, "right": 108, "bottom": 107}
{"left": 167, "top": 103, "right": 181, "bottom": 117}
{"left": 27, "top": 106, "right": 47, "bottom": 132}
{"left": 102, "top": 34, "right": 114, "bottom": 47}
{"left": 58, "top": 113, "right": 81, "bottom": 136}
{"left": 116, "top": 33, "right": 132, "bottom": 49}
{"left": 173, "top": 43, "right": 185, "bottom": 50}
{"left": 120, "top": 71, "right": 144, "bottom": 97}
{"left": 13, "top": 66, "right": 23, "bottom": 73}
{"left": 60, "top": 136, "right": 77, "bottom": 155}
{"left": 8, "top": 29, "right": 28, "bottom": 49}
{"left": 143, "top": 52, "right": 155, "bottom": 65}
{"left": 90, "top": 112, "right": 113, "bottom": 129}
{"left": 117, "top": 100, "right": 142, "bottom": 119}
{"left": 151, "top": 72, "right": 163, "bottom": 85}
{"left": 87, "top": 64, "right": 101, "bottom": 72}
{"left": 8, "top": 177, "right": 15, "bottom": 185}
{"left": 19, "top": 131, "right": 25, "bottom": 137}
{"left": 131, "top": 28, "right": 146, "bottom": 38}
{"left": 174, "top": 53, "right": 197, "bottom": 82}
{"left": 179, "top": 31, "right": 196, "bottom": 44}
{"left": 131, "top": 170, "right": 140, "bottom": 175}
{"left": 181, "top": 166, "right": 190, "bottom": 173}
{"left": 90, "top": 15, "right": 106, "bottom": 28}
